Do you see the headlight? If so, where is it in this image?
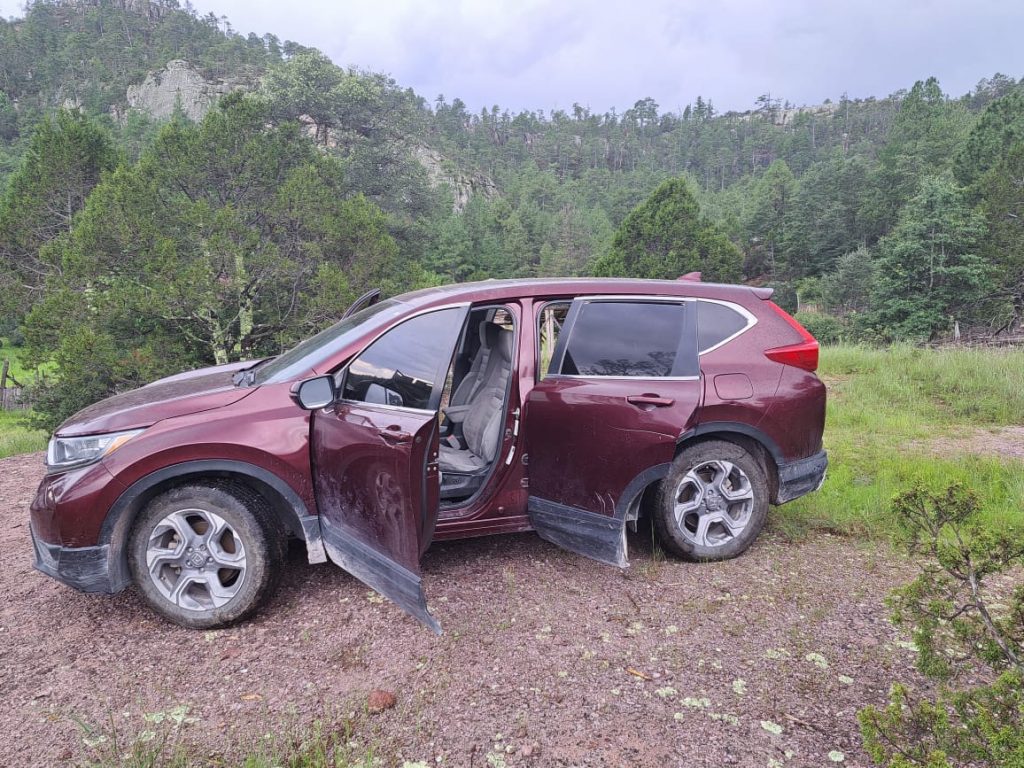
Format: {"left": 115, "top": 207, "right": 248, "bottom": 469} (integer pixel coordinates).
{"left": 46, "top": 429, "right": 144, "bottom": 472}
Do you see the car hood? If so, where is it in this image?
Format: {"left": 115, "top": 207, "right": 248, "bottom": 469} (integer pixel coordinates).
{"left": 56, "top": 360, "right": 257, "bottom": 437}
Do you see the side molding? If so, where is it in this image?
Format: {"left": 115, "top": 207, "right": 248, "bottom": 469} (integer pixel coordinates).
{"left": 528, "top": 497, "right": 629, "bottom": 568}
{"left": 319, "top": 516, "right": 441, "bottom": 635}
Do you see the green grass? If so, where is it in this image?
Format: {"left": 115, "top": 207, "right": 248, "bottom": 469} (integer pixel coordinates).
{"left": 0, "top": 338, "right": 48, "bottom": 458}
{"left": 0, "top": 408, "right": 46, "bottom": 458}
{"left": 773, "top": 345, "right": 1024, "bottom": 540}
{"left": 0, "top": 336, "right": 44, "bottom": 385}
{"left": 75, "top": 708, "right": 378, "bottom": 768}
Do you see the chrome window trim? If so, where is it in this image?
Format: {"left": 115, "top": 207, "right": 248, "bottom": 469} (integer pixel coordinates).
{"left": 695, "top": 298, "right": 758, "bottom": 356}
{"left": 546, "top": 374, "right": 701, "bottom": 382}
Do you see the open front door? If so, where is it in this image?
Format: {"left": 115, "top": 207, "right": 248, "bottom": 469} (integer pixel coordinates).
{"left": 525, "top": 298, "right": 701, "bottom": 568}
{"left": 311, "top": 305, "right": 468, "bottom": 633}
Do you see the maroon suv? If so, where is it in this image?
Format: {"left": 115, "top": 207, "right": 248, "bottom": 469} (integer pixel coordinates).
{"left": 30, "top": 277, "right": 827, "bottom": 632}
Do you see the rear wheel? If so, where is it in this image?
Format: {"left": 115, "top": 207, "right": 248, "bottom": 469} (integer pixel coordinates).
{"left": 654, "top": 440, "right": 768, "bottom": 562}
{"left": 128, "top": 484, "right": 284, "bottom": 629}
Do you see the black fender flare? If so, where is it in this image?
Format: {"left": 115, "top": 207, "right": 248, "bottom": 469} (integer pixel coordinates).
{"left": 611, "top": 422, "right": 787, "bottom": 524}
{"left": 676, "top": 422, "right": 785, "bottom": 502}
{"left": 676, "top": 422, "right": 784, "bottom": 466}
{"left": 99, "top": 459, "right": 326, "bottom": 591}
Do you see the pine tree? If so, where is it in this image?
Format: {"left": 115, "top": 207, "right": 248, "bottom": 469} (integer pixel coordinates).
{"left": 977, "top": 142, "right": 1024, "bottom": 331}
{"left": 593, "top": 177, "right": 742, "bottom": 282}
{"left": 871, "top": 173, "right": 990, "bottom": 340}
{"left": 0, "top": 110, "right": 117, "bottom": 317}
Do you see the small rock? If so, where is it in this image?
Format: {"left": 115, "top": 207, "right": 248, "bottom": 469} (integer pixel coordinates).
{"left": 367, "top": 689, "right": 397, "bottom": 713}
{"left": 520, "top": 742, "right": 540, "bottom": 758}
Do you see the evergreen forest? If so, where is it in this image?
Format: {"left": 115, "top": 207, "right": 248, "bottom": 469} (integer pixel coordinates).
{"left": 1, "top": 0, "right": 1023, "bottom": 427}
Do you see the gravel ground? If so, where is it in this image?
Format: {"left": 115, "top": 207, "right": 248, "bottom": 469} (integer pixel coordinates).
{"left": 911, "top": 425, "right": 1024, "bottom": 460}
{"left": 0, "top": 452, "right": 931, "bottom": 768}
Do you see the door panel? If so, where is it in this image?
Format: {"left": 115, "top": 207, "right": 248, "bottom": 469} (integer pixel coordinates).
{"left": 527, "top": 376, "right": 701, "bottom": 515}
{"left": 314, "top": 404, "right": 441, "bottom": 632}
{"left": 311, "top": 304, "right": 468, "bottom": 634}
{"left": 525, "top": 298, "right": 701, "bottom": 567}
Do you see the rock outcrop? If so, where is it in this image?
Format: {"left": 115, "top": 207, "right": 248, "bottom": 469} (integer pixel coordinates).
{"left": 125, "top": 60, "right": 241, "bottom": 121}
{"left": 413, "top": 145, "right": 497, "bottom": 213}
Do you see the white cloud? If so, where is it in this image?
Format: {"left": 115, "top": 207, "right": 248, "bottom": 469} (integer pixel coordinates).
{"left": 2, "top": 0, "right": 1022, "bottom": 113}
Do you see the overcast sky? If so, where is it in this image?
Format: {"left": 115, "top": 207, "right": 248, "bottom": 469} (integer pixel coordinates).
{"left": 3, "top": 0, "right": 1023, "bottom": 114}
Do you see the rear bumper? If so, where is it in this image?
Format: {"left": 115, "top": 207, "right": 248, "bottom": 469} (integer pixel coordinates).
{"left": 774, "top": 450, "right": 828, "bottom": 505}
{"left": 30, "top": 521, "right": 118, "bottom": 594}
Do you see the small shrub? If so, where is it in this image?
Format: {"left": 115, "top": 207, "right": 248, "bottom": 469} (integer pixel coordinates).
{"left": 795, "top": 311, "right": 844, "bottom": 345}
{"left": 858, "top": 483, "right": 1024, "bottom": 767}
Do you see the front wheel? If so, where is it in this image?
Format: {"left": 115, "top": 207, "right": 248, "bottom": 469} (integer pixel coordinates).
{"left": 654, "top": 440, "right": 768, "bottom": 562}
{"left": 128, "top": 484, "right": 284, "bottom": 629}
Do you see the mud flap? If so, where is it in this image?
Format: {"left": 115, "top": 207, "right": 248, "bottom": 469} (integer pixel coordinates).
{"left": 320, "top": 516, "right": 441, "bottom": 634}
{"left": 527, "top": 497, "right": 629, "bottom": 568}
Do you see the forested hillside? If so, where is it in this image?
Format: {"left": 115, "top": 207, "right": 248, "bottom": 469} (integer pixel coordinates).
{"left": 1, "top": 0, "right": 1023, "bottom": 427}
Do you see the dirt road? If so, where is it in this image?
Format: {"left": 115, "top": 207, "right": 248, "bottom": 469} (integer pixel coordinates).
{"left": 0, "top": 452, "right": 927, "bottom": 767}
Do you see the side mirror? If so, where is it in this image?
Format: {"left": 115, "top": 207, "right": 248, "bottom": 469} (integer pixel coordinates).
{"left": 292, "top": 375, "right": 336, "bottom": 410}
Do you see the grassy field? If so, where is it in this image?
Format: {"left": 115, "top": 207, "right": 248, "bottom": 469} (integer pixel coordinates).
{"left": 0, "top": 338, "right": 48, "bottom": 458}
{"left": 774, "top": 345, "right": 1024, "bottom": 539}
{"left": 0, "top": 409, "right": 46, "bottom": 458}
{"left": 0, "top": 336, "right": 43, "bottom": 384}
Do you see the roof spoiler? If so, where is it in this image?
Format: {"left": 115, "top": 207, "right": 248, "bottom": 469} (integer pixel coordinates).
{"left": 751, "top": 286, "right": 774, "bottom": 300}
{"left": 677, "top": 272, "right": 702, "bottom": 282}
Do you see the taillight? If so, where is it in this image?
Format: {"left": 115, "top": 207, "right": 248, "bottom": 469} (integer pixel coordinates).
{"left": 763, "top": 302, "right": 819, "bottom": 372}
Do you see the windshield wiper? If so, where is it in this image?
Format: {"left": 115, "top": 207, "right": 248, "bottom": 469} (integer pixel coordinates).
{"left": 233, "top": 357, "right": 275, "bottom": 387}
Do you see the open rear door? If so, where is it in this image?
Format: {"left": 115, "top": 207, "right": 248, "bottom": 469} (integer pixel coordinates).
{"left": 311, "top": 305, "right": 468, "bottom": 633}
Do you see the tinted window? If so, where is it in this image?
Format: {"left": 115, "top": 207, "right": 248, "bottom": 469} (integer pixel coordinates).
{"left": 342, "top": 308, "right": 465, "bottom": 410}
{"left": 560, "top": 301, "right": 686, "bottom": 377}
{"left": 255, "top": 299, "right": 405, "bottom": 384}
{"left": 697, "top": 301, "right": 750, "bottom": 353}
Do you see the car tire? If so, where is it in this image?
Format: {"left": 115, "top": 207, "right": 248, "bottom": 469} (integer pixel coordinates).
{"left": 128, "top": 483, "right": 284, "bottom": 629}
{"left": 654, "top": 440, "right": 768, "bottom": 562}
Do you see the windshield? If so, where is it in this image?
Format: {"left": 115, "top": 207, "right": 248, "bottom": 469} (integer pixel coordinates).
{"left": 253, "top": 299, "right": 406, "bottom": 385}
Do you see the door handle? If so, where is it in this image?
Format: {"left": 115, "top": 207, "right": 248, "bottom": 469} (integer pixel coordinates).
{"left": 379, "top": 426, "right": 413, "bottom": 443}
{"left": 626, "top": 394, "right": 675, "bottom": 407}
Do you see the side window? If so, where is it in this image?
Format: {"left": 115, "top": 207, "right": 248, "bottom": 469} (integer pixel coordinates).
{"left": 343, "top": 308, "right": 465, "bottom": 410}
{"left": 537, "top": 302, "right": 571, "bottom": 380}
{"left": 696, "top": 300, "right": 751, "bottom": 353}
{"left": 559, "top": 301, "right": 690, "bottom": 377}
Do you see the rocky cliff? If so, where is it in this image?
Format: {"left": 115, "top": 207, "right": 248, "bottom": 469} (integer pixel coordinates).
{"left": 412, "top": 145, "right": 497, "bottom": 213}
{"left": 125, "top": 60, "right": 241, "bottom": 122}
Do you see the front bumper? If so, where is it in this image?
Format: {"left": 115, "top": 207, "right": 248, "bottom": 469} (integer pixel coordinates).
{"left": 774, "top": 449, "right": 828, "bottom": 504}
{"left": 30, "top": 521, "right": 118, "bottom": 594}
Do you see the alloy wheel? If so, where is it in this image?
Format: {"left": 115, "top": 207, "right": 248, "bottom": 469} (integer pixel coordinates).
{"left": 672, "top": 459, "right": 755, "bottom": 548}
{"left": 145, "top": 507, "right": 247, "bottom": 611}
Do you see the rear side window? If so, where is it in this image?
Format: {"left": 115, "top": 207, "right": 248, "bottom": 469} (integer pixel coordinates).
{"left": 557, "top": 301, "right": 693, "bottom": 377}
{"left": 343, "top": 308, "right": 465, "bottom": 410}
{"left": 697, "top": 300, "right": 751, "bottom": 353}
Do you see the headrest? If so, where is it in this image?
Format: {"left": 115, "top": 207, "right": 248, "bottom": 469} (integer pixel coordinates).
{"left": 480, "top": 322, "right": 503, "bottom": 349}
{"left": 493, "top": 327, "right": 514, "bottom": 362}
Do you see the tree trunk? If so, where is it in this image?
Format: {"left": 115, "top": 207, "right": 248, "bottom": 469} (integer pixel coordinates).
{"left": 234, "top": 249, "right": 253, "bottom": 358}
{"left": 207, "top": 307, "right": 229, "bottom": 365}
